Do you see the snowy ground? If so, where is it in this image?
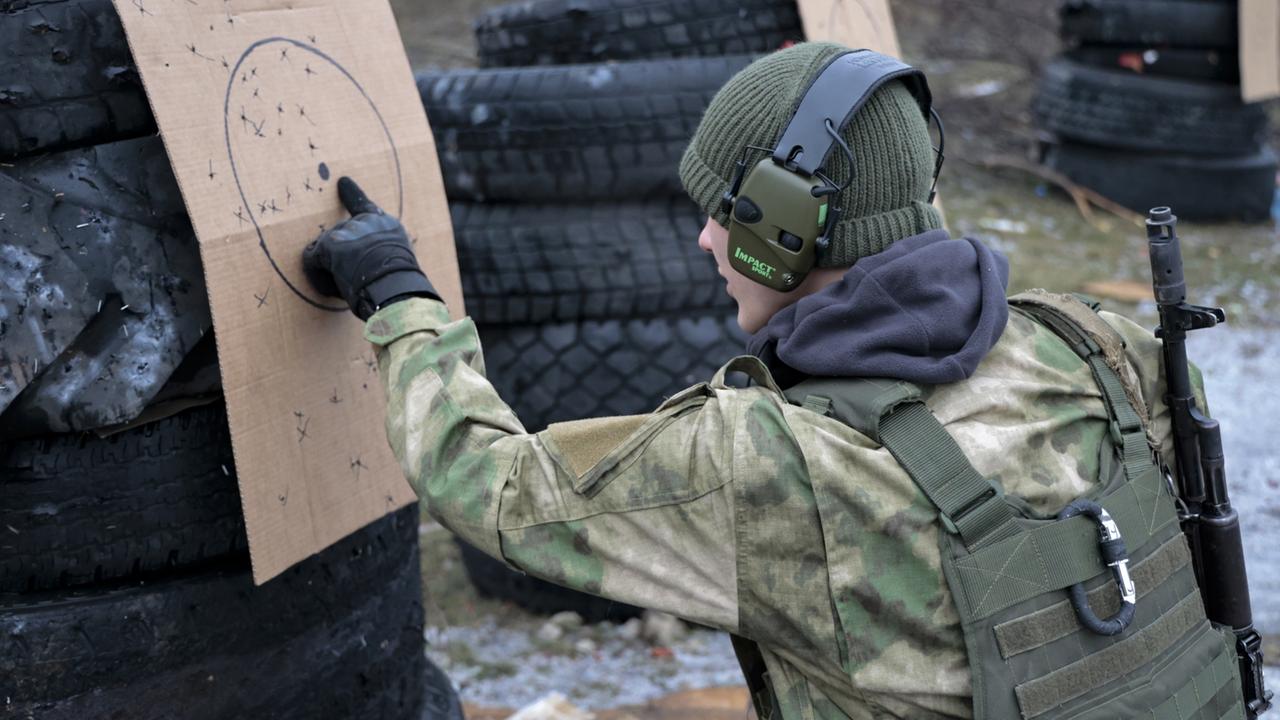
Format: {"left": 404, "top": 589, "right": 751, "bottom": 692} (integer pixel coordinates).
{"left": 418, "top": 525, "right": 744, "bottom": 711}
{"left": 425, "top": 619, "right": 742, "bottom": 710}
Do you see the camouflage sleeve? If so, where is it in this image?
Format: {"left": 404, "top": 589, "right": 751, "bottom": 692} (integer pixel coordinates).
{"left": 363, "top": 297, "right": 792, "bottom": 632}
{"left": 1099, "top": 311, "right": 1210, "bottom": 476}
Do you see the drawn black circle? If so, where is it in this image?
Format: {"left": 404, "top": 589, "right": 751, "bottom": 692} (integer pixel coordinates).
{"left": 318, "top": 162, "right": 331, "bottom": 181}
{"left": 223, "top": 38, "right": 404, "bottom": 311}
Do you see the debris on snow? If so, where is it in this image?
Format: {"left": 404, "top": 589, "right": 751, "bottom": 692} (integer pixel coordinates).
{"left": 535, "top": 621, "right": 564, "bottom": 643}
{"left": 507, "top": 693, "right": 594, "bottom": 720}
{"left": 641, "top": 610, "right": 686, "bottom": 647}
{"left": 549, "top": 611, "right": 584, "bottom": 631}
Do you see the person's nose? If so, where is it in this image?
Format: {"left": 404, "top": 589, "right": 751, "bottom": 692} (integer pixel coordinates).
{"left": 697, "top": 224, "right": 713, "bottom": 254}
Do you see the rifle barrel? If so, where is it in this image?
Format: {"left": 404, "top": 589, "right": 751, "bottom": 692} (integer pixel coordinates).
{"left": 1147, "top": 209, "right": 1206, "bottom": 506}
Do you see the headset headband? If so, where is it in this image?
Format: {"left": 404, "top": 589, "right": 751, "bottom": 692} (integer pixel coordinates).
{"left": 771, "top": 50, "right": 933, "bottom": 177}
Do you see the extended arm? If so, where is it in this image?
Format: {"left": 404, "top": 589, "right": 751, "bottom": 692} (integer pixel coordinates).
{"left": 302, "top": 179, "right": 759, "bottom": 630}
{"left": 363, "top": 298, "right": 746, "bottom": 630}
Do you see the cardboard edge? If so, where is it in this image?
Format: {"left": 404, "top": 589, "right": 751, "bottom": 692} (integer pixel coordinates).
{"left": 1240, "top": 0, "right": 1280, "bottom": 103}
{"left": 108, "top": 0, "right": 281, "bottom": 583}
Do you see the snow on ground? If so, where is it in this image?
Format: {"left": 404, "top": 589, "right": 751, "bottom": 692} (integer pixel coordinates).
{"left": 425, "top": 619, "right": 742, "bottom": 710}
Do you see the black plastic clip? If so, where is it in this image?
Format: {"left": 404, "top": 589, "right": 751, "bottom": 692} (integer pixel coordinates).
{"left": 1057, "top": 498, "right": 1136, "bottom": 636}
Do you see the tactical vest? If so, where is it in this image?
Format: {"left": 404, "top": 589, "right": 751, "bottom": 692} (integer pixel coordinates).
{"left": 748, "top": 292, "right": 1244, "bottom": 719}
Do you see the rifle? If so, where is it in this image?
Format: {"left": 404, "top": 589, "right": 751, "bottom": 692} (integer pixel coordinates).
{"left": 1146, "top": 207, "right": 1272, "bottom": 718}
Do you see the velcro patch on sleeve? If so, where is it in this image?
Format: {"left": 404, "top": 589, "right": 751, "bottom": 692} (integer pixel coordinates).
{"left": 545, "top": 414, "right": 650, "bottom": 479}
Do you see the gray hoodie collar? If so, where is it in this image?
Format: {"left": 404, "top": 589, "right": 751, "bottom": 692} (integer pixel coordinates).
{"left": 747, "top": 229, "right": 1010, "bottom": 387}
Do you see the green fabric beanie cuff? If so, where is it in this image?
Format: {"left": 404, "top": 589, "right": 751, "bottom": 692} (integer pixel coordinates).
{"left": 821, "top": 200, "right": 943, "bottom": 267}
{"left": 679, "top": 142, "right": 734, "bottom": 229}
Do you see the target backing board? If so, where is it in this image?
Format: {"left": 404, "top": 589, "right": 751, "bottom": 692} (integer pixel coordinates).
{"left": 114, "top": 0, "right": 463, "bottom": 584}
{"left": 1241, "top": 0, "right": 1280, "bottom": 102}
{"left": 795, "top": 0, "right": 902, "bottom": 57}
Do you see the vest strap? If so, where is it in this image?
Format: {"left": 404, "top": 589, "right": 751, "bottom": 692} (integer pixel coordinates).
{"left": 1009, "top": 290, "right": 1150, "bottom": 427}
{"left": 879, "top": 402, "right": 1020, "bottom": 549}
{"left": 1010, "top": 293, "right": 1155, "bottom": 486}
{"left": 787, "top": 377, "right": 1019, "bottom": 550}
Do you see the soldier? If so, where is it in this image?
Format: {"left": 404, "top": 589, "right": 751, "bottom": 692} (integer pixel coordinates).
{"left": 305, "top": 42, "right": 1238, "bottom": 720}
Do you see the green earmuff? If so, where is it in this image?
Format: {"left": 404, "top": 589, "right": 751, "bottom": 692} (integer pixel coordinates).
{"left": 723, "top": 158, "right": 835, "bottom": 291}
{"left": 720, "top": 49, "right": 941, "bottom": 292}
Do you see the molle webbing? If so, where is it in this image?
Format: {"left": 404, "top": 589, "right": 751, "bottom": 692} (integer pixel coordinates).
{"left": 1014, "top": 591, "right": 1208, "bottom": 718}
{"left": 949, "top": 466, "right": 1175, "bottom": 621}
{"left": 1148, "top": 646, "right": 1245, "bottom": 720}
{"left": 994, "top": 534, "right": 1191, "bottom": 658}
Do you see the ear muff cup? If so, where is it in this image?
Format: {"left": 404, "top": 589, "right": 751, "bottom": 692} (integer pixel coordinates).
{"left": 720, "top": 50, "right": 939, "bottom": 291}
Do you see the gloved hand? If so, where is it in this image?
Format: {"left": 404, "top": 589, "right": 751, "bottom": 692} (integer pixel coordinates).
{"left": 303, "top": 177, "right": 438, "bottom": 320}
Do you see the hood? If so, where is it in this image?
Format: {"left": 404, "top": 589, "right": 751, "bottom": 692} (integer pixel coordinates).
{"left": 747, "top": 229, "right": 1010, "bottom": 387}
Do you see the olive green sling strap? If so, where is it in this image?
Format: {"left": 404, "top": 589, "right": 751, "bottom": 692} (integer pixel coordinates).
{"left": 783, "top": 292, "right": 1244, "bottom": 720}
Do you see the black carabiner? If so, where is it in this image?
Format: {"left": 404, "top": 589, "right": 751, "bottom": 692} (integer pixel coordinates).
{"left": 1057, "top": 498, "right": 1137, "bottom": 636}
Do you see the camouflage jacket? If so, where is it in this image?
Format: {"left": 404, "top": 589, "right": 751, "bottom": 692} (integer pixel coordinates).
{"left": 364, "top": 297, "right": 1196, "bottom": 719}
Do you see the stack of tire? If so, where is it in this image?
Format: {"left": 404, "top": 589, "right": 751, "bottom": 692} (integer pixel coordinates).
{"left": 1033, "top": 0, "right": 1276, "bottom": 222}
{"left": 416, "top": 0, "right": 804, "bottom": 622}
{"left": 0, "top": 2, "right": 459, "bottom": 717}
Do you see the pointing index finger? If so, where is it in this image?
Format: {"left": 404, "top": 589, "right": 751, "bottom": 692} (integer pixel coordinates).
{"left": 338, "top": 176, "right": 381, "bottom": 216}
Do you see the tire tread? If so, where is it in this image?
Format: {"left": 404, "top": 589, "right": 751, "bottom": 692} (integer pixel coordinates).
{"left": 418, "top": 56, "right": 752, "bottom": 202}
{"left": 474, "top": 0, "right": 802, "bottom": 67}
{"left": 1033, "top": 57, "right": 1268, "bottom": 155}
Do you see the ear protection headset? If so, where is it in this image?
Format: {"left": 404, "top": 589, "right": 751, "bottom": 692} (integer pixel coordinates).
{"left": 719, "top": 50, "right": 944, "bottom": 291}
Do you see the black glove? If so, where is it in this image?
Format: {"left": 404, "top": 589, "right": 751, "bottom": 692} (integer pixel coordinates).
{"left": 302, "top": 177, "right": 438, "bottom": 320}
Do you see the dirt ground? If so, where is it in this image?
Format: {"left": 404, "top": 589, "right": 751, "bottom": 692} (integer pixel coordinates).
{"left": 389, "top": 0, "right": 1280, "bottom": 715}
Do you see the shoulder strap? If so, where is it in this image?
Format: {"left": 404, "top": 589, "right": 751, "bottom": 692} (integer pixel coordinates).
{"left": 1009, "top": 291, "right": 1153, "bottom": 485}
{"left": 783, "top": 377, "right": 919, "bottom": 442}
{"left": 1009, "top": 290, "right": 1150, "bottom": 427}
{"left": 785, "top": 377, "right": 1019, "bottom": 551}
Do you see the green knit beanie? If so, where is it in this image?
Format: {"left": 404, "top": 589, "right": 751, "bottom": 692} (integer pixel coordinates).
{"left": 679, "top": 42, "right": 943, "bottom": 267}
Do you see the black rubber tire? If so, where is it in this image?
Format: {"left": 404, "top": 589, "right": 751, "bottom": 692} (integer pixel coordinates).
{"left": 477, "top": 309, "right": 748, "bottom": 433}
{"left": 1059, "top": 0, "right": 1238, "bottom": 49}
{"left": 2, "top": 507, "right": 428, "bottom": 720}
{"left": 0, "top": 0, "right": 154, "bottom": 160}
{"left": 1041, "top": 139, "right": 1277, "bottom": 222}
{"left": 456, "top": 538, "right": 643, "bottom": 622}
{"left": 473, "top": 0, "right": 802, "bottom": 68}
{"left": 1032, "top": 57, "right": 1269, "bottom": 155}
{"left": 0, "top": 134, "right": 211, "bottom": 438}
{"left": 418, "top": 55, "right": 752, "bottom": 202}
{"left": 422, "top": 655, "right": 466, "bottom": 720}
{"left": 0, "top": 401, "right": 244, "bottom": 594}
{"left": 453, "top": 199, "right": 731, "bottom": 325}
{"left": 1065, "top": 46, "right": 1239, "bottom": 83}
